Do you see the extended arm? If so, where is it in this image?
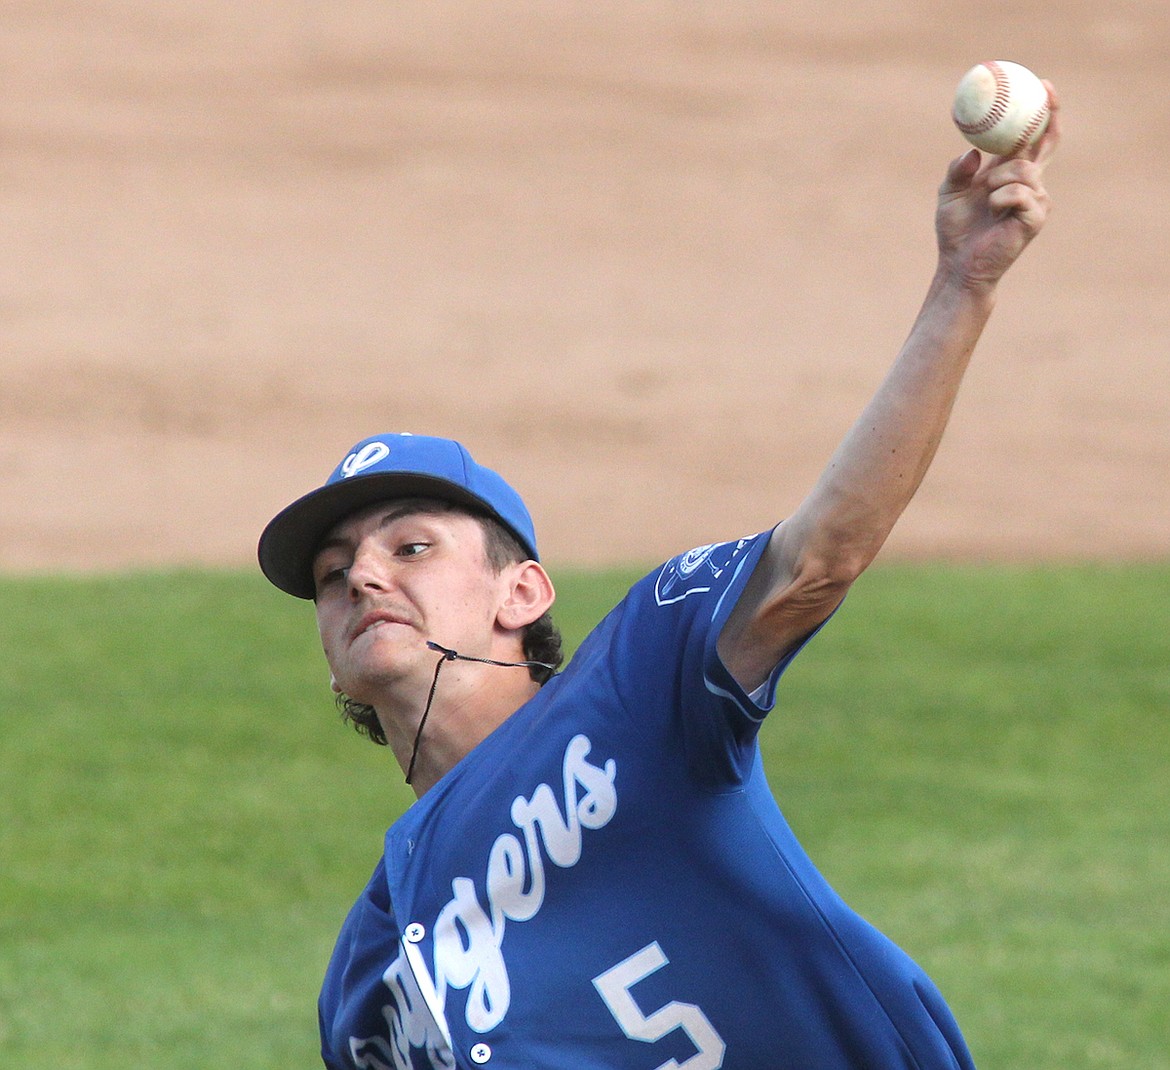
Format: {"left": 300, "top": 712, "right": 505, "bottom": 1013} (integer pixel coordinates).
{"left": 719, "top": 88, "right": 1061, "bottom": 690}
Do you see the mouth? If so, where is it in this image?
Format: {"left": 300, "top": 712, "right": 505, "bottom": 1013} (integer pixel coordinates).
{"left": 350, "top": 609, "right": 415, "bottom": 644}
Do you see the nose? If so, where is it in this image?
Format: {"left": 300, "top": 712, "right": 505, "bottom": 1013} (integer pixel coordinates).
{"left": 345, "top": 540, "right": 393, "bottom": 599}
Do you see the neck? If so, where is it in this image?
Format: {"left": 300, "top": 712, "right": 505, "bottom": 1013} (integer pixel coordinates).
{"left": 377, "top": 643, "right": 548, "bottom": 797}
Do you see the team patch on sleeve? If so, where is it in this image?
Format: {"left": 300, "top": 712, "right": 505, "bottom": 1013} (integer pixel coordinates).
{"left": 653, "top": 537, "right": 756, "bottom": 606}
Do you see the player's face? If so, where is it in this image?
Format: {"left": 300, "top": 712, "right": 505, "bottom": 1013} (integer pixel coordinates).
{"left": 312, "top": 500, "right": 511, "bottom": 704}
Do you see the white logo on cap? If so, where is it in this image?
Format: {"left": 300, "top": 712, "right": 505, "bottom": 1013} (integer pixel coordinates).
{"left": 341, "top": 441, "right": 390, "bottom": 478}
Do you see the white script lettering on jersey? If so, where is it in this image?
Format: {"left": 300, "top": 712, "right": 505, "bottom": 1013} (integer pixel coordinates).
{"left": 349, "top": 954, "right": 455, "bottom": 1070}
{"left": 354, "top": 734, "right": 618, "bottom": 1069}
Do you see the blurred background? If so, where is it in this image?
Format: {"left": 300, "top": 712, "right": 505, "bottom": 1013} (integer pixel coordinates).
{"left": 2, "top": 6, "right": 1168, "bottom": 1069}
{"left": 1, "top": 0, "right": 1167, "bottom": 572}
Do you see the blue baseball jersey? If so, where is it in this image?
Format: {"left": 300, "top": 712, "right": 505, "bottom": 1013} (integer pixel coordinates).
{"left": 318, "top": 531, "right": 975, "bottom": 1070}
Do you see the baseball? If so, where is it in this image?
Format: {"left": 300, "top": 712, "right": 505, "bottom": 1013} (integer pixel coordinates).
{"left": 952, "top": 60, "right": 1051, "bottom": 156}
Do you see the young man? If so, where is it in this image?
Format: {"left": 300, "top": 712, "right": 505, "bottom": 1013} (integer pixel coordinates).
{"left": 258, "top": 95, "right": 1058, "bottom": 1070}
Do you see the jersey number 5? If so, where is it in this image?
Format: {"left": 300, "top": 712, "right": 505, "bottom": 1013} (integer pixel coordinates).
{"left": 592, "top": 942, "right": 726, "bottom": 1070}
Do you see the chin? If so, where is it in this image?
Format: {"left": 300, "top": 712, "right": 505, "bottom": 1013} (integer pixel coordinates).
{"left": 336, "top": 661, "right": 412, "bottom": 705}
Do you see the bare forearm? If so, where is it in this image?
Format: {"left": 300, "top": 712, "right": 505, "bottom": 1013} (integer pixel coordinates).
{"left": 789, "top": 269, "right": 997, "bottom": 575}
{"left": 720, "top": 269, "right": 997, "bottom": 689}
{"left": 719, "top": 103, "right": 1058, "bottom": 688}
{"left": 781, "top": 106, "right": 1060, "bottom": 589}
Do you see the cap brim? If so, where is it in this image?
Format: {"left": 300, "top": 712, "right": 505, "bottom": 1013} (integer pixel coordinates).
{"left": 257, "top": 472, "right": 509, "bottom": 599}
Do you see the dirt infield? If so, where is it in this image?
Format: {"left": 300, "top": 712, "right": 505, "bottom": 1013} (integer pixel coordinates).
{"left": 3, "top": 2, "right": 1167, "bottom": 573}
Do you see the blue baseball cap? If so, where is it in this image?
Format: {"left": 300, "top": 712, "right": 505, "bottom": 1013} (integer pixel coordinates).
{"left": 258, "top": 433, "right": 539, "bottom": 599}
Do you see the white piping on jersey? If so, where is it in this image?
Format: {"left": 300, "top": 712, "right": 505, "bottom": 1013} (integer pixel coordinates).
{"left": 401, "top": 935, "right": 454, "bottom": 1053}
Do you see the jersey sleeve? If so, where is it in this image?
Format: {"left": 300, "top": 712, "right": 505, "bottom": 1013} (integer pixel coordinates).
{"left": 603, "top": 528, "right": 830, "bottom": 789}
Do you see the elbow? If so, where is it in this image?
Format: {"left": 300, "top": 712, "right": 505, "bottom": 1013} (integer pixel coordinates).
{"left": 751, "top": 518, "right": 884, "bottom": 640}
{"left": 799, "top": 513, "right": 891, "bottom": 591}
{"left": 766, "top": 551, "right": 859, "bottom": 628}
{"left": 789, "top": 542, "right": 873, "bottom": 608}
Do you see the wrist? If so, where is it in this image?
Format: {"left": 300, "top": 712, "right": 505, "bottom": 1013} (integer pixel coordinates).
{"left": 930, "top": 259, "right": 1001, "bottom": 309}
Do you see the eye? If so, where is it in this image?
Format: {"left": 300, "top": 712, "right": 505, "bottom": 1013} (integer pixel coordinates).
{"left": 396, "top": 541, "right": 430, "bottom": 558}
{"left": 313, "top": 562, "right": 350, "bottom": 592}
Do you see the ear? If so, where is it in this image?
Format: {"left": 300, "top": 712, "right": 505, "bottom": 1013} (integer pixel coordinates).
{"left": 330, "top": 672, "right": 343, "bottom": 694}
{"left": 496, "top": 560, "right": 556, "bottom": 632}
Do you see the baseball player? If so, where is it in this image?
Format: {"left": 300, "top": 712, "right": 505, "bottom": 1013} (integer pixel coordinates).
{"left": 258, "top": 93, "right": 1059, "bottom": 1069}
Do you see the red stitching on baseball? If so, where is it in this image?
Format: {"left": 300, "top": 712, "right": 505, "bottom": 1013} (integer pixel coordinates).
{"left": 1012, "top": 97, "right": 1050, "bottom": 154}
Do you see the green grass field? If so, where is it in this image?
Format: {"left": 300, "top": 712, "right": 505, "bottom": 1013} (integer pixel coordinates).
{"left": 2, "top": 563, "right": 1167, "bottom": 1068}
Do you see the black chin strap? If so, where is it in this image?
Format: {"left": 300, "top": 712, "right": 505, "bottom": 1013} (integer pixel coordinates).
{"left": 404, "top": 642, "right": 557, "bottom": 786}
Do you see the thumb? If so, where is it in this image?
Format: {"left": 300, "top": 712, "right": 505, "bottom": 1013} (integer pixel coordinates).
{"left": 939, "top": 148, "right": 982, "bottom": 196}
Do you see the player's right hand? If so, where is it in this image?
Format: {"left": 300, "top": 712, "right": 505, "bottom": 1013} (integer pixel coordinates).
{"left": 934, "top": 81, "right": 1061, "bottom": 292}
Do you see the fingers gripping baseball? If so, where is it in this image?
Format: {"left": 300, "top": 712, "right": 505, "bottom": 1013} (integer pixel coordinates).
{"left": 987, "top": 160, "right": 1049, "bottom": 227}
{"left": 936, "top": 83, "right": 1060, "bottom": 288}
